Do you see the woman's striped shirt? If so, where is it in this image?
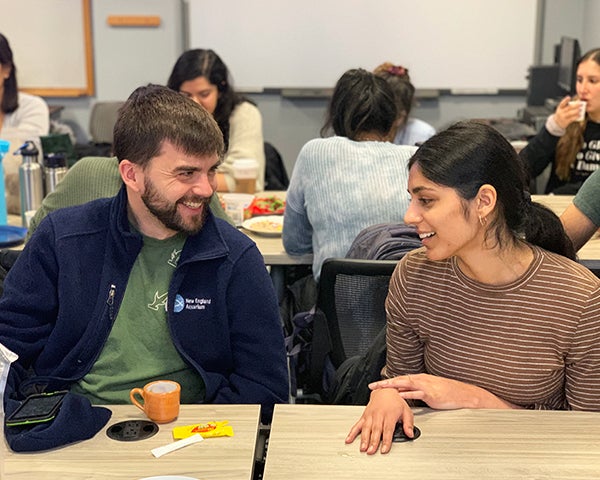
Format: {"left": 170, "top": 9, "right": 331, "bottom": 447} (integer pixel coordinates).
{"left": 385, "top": 246, "right": 600, "bottom": 410}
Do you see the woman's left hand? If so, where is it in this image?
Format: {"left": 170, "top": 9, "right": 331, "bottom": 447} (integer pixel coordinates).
{"left": 369, "top": 373, "right": 518, "bottom": 410}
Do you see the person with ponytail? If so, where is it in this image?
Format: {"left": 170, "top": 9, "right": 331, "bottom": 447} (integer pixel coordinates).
{"left": 520, "top": 48, "right": 600, "bottom": 194}
{"left": 167, "top": 49, "right": 265, "bottom": 192}
{"left": 346, "top": 121, "right": 600, "bottom": 455}
{"left": 373, "top": 62, "right": 435, "bottom": 146}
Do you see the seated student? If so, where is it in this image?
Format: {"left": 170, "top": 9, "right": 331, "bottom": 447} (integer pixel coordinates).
{"left": 561, "top": 167, "right": 600, "bottom": 250}
{"left": 373, "top": 62, "right": 435, "bottom": 146}
{"left": 167, "top": 49, "right": 265, "bottom": 192}
{"left": 282, "top": 68, "right": 417, "bottom": 282}
{"left": 519, "top": 48, "right": 600, "bottom": 194}
{"left": 26, "top": 156, "right": 233, "bottom": 240}
{"left": 0, "top": 33, "right": 49, "bottom": 137}
{"left": 346, "top": 121, "right": 600, "bottom": 455}
{"left": 0, "top": 85, "right": 288, "bottom": 452}
{"left": 1, "top": 32, "right": 50, "bottom": 215}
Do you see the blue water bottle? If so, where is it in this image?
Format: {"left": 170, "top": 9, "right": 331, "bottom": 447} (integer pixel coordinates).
{"left": 0, "top": 139, "right": 9, "bottom": 225}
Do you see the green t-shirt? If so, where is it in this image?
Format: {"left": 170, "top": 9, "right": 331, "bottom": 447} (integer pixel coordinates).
{"left": 72, "top": 231, "right": 205, "bottom": 404}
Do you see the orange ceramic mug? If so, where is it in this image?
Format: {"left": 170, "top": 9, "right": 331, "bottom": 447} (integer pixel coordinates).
{"left": 129, "top": 380, "right": 181, "bottom": 423}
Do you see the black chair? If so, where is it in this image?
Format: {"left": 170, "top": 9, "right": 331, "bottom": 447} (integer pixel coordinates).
{"left": 264, "top": 141, "right": 289, "bottom": 191}
{"left": 316, "top": 258, "right": 398, "bottom": 371}
{"left": 288, "top": 258, "right": 398, "bottom": 402}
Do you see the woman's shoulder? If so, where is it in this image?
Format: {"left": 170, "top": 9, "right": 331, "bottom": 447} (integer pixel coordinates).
{"left": 230, "top": 100, "right": 262, "bottom": 121}
{"left": 536, "top": 245, "right": 600, "bottom": 283}
{"left": 17, "top": 92, "right": 48, "bottom": 111}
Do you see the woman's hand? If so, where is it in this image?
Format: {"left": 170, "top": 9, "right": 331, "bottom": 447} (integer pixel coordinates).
{"left": 554, "top": 96, "right": 584, "bottom": 130}
{"left": 345, "top": 388, "right": 414, "bottom": 455}
{"left": 369, "top": 373, "right": 519, "bottom": 410}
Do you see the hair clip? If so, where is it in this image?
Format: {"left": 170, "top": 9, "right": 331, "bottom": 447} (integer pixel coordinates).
{"left": 386, "top": 65, "right": 408, "bottom": 77}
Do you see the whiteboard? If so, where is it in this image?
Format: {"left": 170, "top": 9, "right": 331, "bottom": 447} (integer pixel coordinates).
{"left": 0, "top": 0, "right": 94, "bottom": 97}
{"left": 188, "top": 0, "right": 538, "bottom": 91}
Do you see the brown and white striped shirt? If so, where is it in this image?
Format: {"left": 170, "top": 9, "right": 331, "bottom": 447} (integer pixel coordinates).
{"left": 385, "top": 246, "right": 600, "bottom": 411}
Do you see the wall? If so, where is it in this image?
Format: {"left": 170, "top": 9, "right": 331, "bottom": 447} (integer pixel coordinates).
{"left": 540, "top": 0, "right": 585, "bottom": 63}
{"left": 188, "top": 0, "right": 537, "bottom": 91}
{"left": 582, "top": 0, "right": 600, "bottom": 50}
{"left": 42, "top": 0, "right": 589, "bottom": 176}
{"left": 47, "top": 0, "right": 184, "bottom": 143}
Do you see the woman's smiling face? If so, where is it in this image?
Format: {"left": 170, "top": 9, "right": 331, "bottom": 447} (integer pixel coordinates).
{"left": 404, "top": 163, "right": 481, "bottom": 261}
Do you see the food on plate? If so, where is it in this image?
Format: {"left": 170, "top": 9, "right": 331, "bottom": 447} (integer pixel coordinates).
{"left": 246, "top": 218, "right": 283, "bottom": 234}
{"left": 248, "top": 196, "right": 285, "bottom": 216}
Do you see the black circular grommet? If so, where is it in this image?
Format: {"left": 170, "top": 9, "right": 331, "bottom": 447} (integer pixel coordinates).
{"left": 106, "top": 420, "right": 159, "bottom": 441}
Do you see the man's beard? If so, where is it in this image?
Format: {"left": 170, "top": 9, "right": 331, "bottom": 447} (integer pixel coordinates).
{"left": 141, "top": 177, "right": 210, "bottom": 235}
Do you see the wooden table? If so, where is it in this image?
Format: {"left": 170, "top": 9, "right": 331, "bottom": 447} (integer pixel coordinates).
{"left": 533, "top": 194, "right": 600, "bottom": 270}
{"left": 262, "top": 404, "right": 600, "bottom": 480}
{"left": 231, "top": 191, "right": 312, "bottom": 267}
{"left": 3, "top": 404, "right": 261, "bottom": 480}
{"left": 242, "top": 228, "right": 312, "bottom": 266}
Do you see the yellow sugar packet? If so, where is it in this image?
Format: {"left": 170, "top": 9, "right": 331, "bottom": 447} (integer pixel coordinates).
{"left": 172, "top": 420, "right": 234, "bottom": 440}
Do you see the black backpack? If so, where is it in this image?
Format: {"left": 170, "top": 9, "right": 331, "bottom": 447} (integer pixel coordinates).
{"left": 285, "top": 306, "right": 336, "bottom": 400}
{"left": 346, "top": 223, "right": 422, "bottom": 260}
{"left": 325, "top": 325, "right": 387, "bottom": 405}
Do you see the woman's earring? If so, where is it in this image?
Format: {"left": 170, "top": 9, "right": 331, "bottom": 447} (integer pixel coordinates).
{"left": 479, "top": 215, "right": 487, "bottom": 226}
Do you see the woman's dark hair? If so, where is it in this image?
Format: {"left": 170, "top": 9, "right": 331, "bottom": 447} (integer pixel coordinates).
{"left": 555, "top": 47, "right": 600, "bottom": 181}
{"left": 167, "top": 49, "right": 248, "bottom": 149}
{"left": 320, "top": 68, "right": 398, "bottom": 139}
{"left": 0, "top": 33, "right": 18, "bottom": 114}
{"left": 409, "top": 120, "right": 576, "bottom": 260}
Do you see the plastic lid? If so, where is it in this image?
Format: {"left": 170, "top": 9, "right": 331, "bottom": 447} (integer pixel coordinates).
{"left": 44, "top": 152, "right": 67, "bottom": 168}
{"left": 0, "top": 140, "right": 9, "bottom": 154}
{"left": 15, "top": 140, "right": 38, "bottom": 157}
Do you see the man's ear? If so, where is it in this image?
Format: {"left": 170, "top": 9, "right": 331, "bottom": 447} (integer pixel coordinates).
{"left": 476, "top": 183, "right": 497, "bottom": 218}
{"left": 119, "top": 159, "right": 143, "bottom": 193}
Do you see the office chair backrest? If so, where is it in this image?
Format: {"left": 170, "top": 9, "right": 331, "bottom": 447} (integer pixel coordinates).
{"left": 317, "top": 258, "right": 398, "bottom": 368}
{"left": 89, "top": 101, "right": 124, "bottom": 145}
{"left": 264, "top": 141, "right": 289, "bottom": 190}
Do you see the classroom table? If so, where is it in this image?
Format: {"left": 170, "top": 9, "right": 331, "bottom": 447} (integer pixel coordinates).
{"left": 532, "top": 194, "right": 600, "bottom": 270}
{"left": 232, "top": 190, "right": 312, "bottom": 267}
{"left": 242, "top": 227, "right": 312, "bottom": 266}
{"left": 262, "top": 404, "right": 600, "bottom": 480}
{"left": 2, "top": 404, "right": 261, "bottom": 480}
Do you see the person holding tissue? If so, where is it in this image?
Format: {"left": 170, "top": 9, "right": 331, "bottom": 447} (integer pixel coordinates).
{"left": 519, "top": 47, "right": 600, "bottom": 194}
{"left": 0, "top": 85, "right": 288, "bottom": 452}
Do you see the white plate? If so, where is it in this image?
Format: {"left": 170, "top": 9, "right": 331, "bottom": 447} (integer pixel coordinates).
{"left": 241, "top": 215, "right": 284, "bottom": 237}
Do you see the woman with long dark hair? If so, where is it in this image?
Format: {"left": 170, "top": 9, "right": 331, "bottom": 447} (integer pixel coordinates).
{"left": 167, "top": 49, "right": 265, "bottom": 192}
{"left": 347, "top": 121, "right": 600, "bottom": 455}
{"left": 0, "top": 33, "right": 49, "bottom": 137}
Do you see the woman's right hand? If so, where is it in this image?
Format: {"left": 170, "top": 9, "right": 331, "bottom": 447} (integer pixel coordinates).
{"left": 554, "top": 96, "right": 584, "bottom": 129}
{"left": 345, "top": 388, "right": 414, "bottom": 455}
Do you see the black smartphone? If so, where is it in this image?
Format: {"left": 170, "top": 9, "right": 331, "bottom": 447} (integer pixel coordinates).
{"left": 5, "top": 391, "right": 68, "bottom": 427}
